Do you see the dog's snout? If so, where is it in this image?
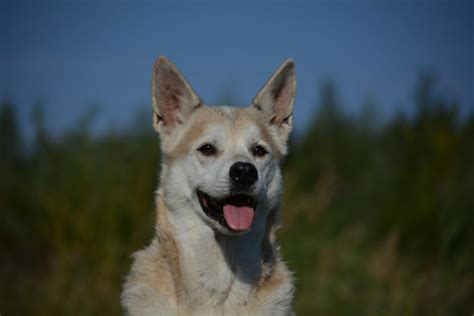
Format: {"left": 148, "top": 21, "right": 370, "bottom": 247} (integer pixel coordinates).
{"left": 229, "top": 162, "right": 258, "bottom": 187}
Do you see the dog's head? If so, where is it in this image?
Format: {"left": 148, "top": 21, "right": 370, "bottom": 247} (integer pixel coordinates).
{"left": 152, "top": 57, "right": 296, "bottom": 235}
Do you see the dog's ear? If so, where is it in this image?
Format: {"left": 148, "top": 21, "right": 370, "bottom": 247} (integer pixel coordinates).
{"left": 152, "top": 56, "right": 201, "bottom": 134}
{"left": 252, "top": 59, "right": 296, "bottom": 139}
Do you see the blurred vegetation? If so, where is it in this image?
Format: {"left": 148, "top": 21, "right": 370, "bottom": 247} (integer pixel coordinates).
{"left": 1, "top": 74, "right": 473, "bottom": 315}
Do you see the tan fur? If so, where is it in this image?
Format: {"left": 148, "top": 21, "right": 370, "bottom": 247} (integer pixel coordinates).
{"left": 167, "top": 106, "right": 284, "bottom": 162}
{"left": 155, "top": 197, "right": 183, "bottom": 302}
{"left": 122, "top": 56, "right": 296, "bottom": 315}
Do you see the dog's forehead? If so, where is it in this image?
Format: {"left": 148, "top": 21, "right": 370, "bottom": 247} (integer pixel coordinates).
{"left": 195, "top": 105, "right": 272, "bottom": 140}
{"left": 167, "top": 105, "right": 280, "bottom": 160}
{"left": 204, "top": 106, "right": 256, "bottom": 132}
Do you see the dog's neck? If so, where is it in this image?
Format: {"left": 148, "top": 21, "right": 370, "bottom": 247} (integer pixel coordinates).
{"left": 155, "top": 191, "right": 276, "bottom": 308}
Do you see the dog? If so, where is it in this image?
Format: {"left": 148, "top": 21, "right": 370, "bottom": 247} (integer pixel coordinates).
{"left": 121, "top": 56, "right": 296, "bottom": 316}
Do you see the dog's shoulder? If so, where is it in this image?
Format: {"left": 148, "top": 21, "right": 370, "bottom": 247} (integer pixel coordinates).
{"left": 121, "top": 238, "right": 178, "bottom": 315}
{"left": 257, "top": 262, "right": 295, "bottom": 314}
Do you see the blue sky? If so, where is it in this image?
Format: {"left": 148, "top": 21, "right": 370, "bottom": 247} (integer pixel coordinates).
{"left": 2, "top": 1, "right": 473, "bottom": 138}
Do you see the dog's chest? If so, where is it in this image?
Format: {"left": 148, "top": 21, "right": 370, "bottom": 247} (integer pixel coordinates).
{"left": 177, "top": 230, "right": 263, "bottom": 313}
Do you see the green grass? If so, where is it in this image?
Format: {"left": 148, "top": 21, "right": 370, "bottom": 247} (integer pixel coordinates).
{"left": 1, "top": 77, "right": 473, "bottom": 314}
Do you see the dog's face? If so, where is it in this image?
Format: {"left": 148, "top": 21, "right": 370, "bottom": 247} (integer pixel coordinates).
{"left": 152, "top": 57, "right": 296, "bottom": 235}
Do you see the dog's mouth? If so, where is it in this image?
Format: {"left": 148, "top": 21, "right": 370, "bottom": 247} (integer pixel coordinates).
{"left": 197, "top": 190, "right": 257, "bottom": 232}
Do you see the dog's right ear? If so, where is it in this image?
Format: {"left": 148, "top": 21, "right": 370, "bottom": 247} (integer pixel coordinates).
{"left": 152, "top": 56, "right": 201, "bottom": 135}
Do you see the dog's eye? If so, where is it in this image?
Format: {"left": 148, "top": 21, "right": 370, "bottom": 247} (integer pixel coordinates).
{"left": 198, "top": 143, "right": 217, "bottom": 156}
{"left": 252, "top": 145, "right": 268, "bottom": 157}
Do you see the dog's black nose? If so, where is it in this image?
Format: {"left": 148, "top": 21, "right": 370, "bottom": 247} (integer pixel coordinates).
{"left": 229, "top": 162, "right": 258, "bottom": 187}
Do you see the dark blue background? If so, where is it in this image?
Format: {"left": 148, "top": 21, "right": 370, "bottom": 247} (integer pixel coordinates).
{"left": 2, "top": 1, "right": 472, "bottom": 137}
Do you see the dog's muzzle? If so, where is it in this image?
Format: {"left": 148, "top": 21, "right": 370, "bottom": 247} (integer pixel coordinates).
{"left": 229, "top": 162, "right": 258, "bottom": 189}
{"left": 197, "top": 190, "right": 257, "bottom": 232}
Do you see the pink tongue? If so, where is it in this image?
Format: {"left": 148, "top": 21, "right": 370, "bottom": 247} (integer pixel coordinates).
{"left": 223, "top": 205, "right": 255, "bottom": 231}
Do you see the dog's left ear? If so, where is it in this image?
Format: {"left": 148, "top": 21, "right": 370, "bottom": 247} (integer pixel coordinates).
{"left": 252, "top": 59, "right": 296, "bottom": 141}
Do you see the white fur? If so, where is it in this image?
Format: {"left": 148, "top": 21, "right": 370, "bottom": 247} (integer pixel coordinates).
{"left": 122, "top": 57, "right": 296, "bottom": 316}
